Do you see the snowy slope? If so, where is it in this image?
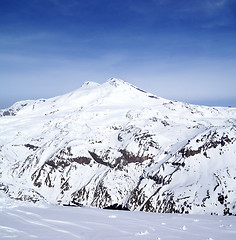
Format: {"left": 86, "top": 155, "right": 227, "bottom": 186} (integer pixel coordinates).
{"left": 1, "top": 192, "right": 236, "bottom": 240}
{"left": 0, "top": 78, "right": 236, "bottom": 215}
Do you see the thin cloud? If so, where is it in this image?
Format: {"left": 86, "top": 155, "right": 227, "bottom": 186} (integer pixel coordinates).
{"left": 206, "top": 0, "right": 228, "bottom": 9}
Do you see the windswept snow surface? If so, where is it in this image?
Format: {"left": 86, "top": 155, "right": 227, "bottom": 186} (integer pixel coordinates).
{"left": 0, "top": 197, "right": 236, "bottom": 240}
{"left": 0, "top": 78, "right": 236, "bottom": 215}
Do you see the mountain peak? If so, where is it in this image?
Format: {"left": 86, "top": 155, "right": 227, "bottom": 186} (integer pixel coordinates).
{"left": 105, "top": 78, "right": 148, "bottom": 94}
{"left": 106, "top": 78, "right": 130, "bottom": 87}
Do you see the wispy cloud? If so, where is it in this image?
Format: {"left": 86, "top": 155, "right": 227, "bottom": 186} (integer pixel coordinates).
{"left": 206, "top": 0, "right": 229, "bottom": 9}
{"left": 202, "top": 0, "right": 235, "bottom": 28}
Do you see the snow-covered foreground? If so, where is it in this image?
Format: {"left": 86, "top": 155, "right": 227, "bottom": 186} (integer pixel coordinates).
{"left": 0, "top": 201, "right": 236, "bottom": 240}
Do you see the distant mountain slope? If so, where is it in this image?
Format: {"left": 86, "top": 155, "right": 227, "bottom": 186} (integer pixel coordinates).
{"left": 0, "top": 78, "right": 236, "bottom": 215}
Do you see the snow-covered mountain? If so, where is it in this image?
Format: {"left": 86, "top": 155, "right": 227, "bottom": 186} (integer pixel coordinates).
{"left": 0, "top": 78, "right": 236, "bottom": 215}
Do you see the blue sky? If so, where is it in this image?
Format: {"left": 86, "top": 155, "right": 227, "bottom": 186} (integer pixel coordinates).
{"left": 0, "top": 0, "right": 236, "bottom": 108}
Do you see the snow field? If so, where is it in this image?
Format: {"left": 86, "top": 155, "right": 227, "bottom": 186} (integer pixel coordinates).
{"left": 0, "top": 202, "right": 236, "bottom": 240}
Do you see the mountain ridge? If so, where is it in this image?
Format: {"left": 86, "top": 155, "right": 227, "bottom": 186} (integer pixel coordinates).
{"left": 0, "top": 78, "right": 236, "bottom": 215}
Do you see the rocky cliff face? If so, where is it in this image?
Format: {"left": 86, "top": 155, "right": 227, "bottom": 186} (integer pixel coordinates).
{"left": 0, "top": 79, "right": 236, "bottom": 215}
